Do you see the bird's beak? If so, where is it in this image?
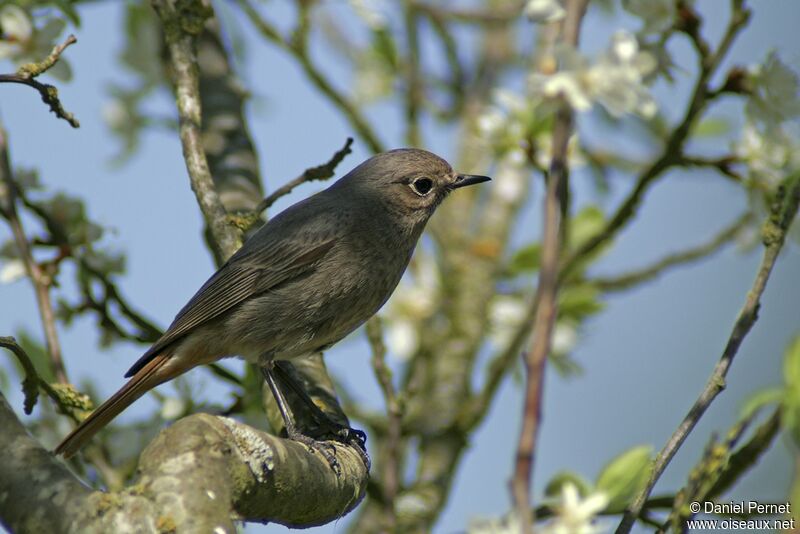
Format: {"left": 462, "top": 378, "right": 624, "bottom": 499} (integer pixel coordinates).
{"left": 452, "top": 174, "right": 491, "bottom": 189}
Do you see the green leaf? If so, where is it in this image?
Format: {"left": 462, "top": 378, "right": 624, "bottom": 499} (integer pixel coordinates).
{"left": 544, "top": 471, "right": 592, "bottom": 498}
{"left": 558, "top": 284, "right": 605, "bottom": 320}
{"left": 372, "top": 28, "right": 398, "bottom": 70}
{"left": 569, "top": 205, "right": 606, "bottom": 251}
{"left": 691, "top": 117, "right": 731, "bottom": 138}
{"left": 782, "top": 335, "right": 800, "bottom": 447}
{"left": 596, "top": 445, "right": 653, "bottom": 512}
{"left": 508, "top": 243, "right": 541, "bottom": 275}
{"left": 740, "top": 387, "right": 784, "bottom": 420}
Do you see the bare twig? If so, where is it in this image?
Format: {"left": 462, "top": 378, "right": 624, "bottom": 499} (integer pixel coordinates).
{"left": 366, "top": 318, "right": 403, "bottom": 531}
{"left": 255, "top": 137, "right": 354, "bottom": 213}
{"left": 679, "top": 154, "right": 744, "bottom": 183}
{"left": 239, "top": 0, "right": 385, "bottom": 154}
{"left": 0, "top": 126, "right": 68, "bottom": 383}
{"left": 560, "top": 0, "right": 751, "bottom": 282}
{"left": 403, "top": 1, "right": 423, "bottom": 147}
{"left": 511, "top": 2, "right": 588, "bottom": 532}
{"left": 151, "top": 0, "right": 242, "bottom": 261}
{"left": 410, "top": 1, "right": 523, "bottom": 25}
{"left": 0, "top": 35, "right": 79, "bottom": 127}
{"left": 593, "top": 212, "right": 752, "bottom": 292}
{"left": 616, "top": 172, "right": 800, "bottom": 533}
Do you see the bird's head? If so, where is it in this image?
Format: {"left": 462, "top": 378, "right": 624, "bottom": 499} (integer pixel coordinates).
{"left": 333, "top": 148, "right": 491, "bottom": 228}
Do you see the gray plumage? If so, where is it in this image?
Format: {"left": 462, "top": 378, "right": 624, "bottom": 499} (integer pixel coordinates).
{"left": 56, "top": 148, "right": 489, "bottom": 457}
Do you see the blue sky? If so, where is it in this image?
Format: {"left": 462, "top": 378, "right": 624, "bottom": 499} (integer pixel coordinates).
{"left": 1, "top": 1, "right": 799, "bottom": 532}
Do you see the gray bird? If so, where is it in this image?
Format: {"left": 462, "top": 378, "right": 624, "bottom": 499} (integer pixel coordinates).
{"left": 55, "top": 148, "right": 490, "bottom": 459}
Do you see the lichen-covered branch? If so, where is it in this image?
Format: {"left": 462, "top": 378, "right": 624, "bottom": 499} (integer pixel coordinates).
{"left": 0, "top": 34, "right": 79, "bottom": 128}
{"left": 151, "top": 0, "right": 242, "bottom": 261}
{"left": 0, "top": 390, "right": 368, "bottom": 532}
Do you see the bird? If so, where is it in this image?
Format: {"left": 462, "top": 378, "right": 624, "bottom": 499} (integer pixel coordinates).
{"left": 55, "top": 148, "right": 490, "bottom": 459}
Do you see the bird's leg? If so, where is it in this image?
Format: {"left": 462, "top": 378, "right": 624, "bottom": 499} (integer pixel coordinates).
{"left": 272, "top": 361, "right": 369, "bottom": 465}
{"left": 261, "top": 362, "right": 340, "bottom": 473}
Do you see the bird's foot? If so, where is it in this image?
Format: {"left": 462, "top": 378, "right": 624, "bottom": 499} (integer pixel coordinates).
{"left": 285, "top": 426, "right": 341, "bottom": 474}
{"left": 325, "top": 424, "right": 370, "bottom": 471}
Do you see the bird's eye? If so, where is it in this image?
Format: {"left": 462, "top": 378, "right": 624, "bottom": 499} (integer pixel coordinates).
{"left": 410, "top": 177, "right": 434, "bottom": 196}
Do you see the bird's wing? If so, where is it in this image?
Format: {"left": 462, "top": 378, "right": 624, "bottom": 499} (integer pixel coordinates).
{"left": 125, "top": 235, "right": 336, "bottom": 377}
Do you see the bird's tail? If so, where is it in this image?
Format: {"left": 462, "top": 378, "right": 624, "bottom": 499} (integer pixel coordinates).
{"left": 55, "top": 351, "right": 175, "bottom": 458}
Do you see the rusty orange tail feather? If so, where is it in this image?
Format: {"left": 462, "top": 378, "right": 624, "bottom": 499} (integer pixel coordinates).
{"left": 55, "top": 352, "right": 174, "bottom": 458}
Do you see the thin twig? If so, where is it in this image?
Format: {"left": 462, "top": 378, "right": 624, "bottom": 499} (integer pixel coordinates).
{"left": 0, "top": 336, "right": 41, "bottom": 414}
{"left": 511, "top": 2, "right": 588, "bottom": 532}
{"left": 410, "top": 1, "right": 523, "bottom": 25}
{"left": 0, "top": 125, "right": 68, "bottom": 383}
{"left": 239, "top": 0, "right": 385, "bottom": 154}
{"left": 560, "top": 0, "right": 751, "bottom": 282}
{"left": 403, "top": 1, "right": 423, "bottom": 147}
{"left": 616, "top": 172, "right": 800, "bottom": 533}
{"left": 366, "top": 318, "right": 403, "bottom": 531}
{"left": 593, "top": 212, "right": 752, "bottom": 292}
{"left": 152, "top": 0, "right": 242, "bottom": 261}
{"left": 0, "top": 35, "right": 79, "bottom": 127}
{"left": 255, "top": 137, "right": 354, "bottom": 213}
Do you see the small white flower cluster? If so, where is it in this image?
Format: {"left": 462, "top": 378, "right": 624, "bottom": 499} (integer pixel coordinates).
{"left": 529, "top": 31, "right": 657, "bottom": 118}
{"left": 0, "top": 5, "right": 71, "bottom": 80}
{"left": 735, "top": 52, "right": 800, "bottom": 191}
{"left": 467, "top": 483, "right": 609, "bottom": 534}
{"left": 545, "top": 483, "right": 609, "bottom": 534}
{"left": 383, "top": 253, "right": 440, "bottom": 360}
{"left": 524, "top": 0, "right": 566, "bottom": 24}
{"left": 622, "top": 0, "right": 677, "bottom": 34}
{"left": 348, "top": 0, "right": 389, "bottom": 30}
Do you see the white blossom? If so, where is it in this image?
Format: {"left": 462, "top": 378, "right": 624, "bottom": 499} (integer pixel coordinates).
{"left": 383, "top": 253, "right": 440, "bottom": 360}
{"left": 552, "top": 322, "right": 578, "bottom": 356}
{"left": 349, "top": 0, "right": 388, "bottom": 30}
{"left": 544, "top": 483, "right": 609, "bottom": 534}
{"left": 493, "top": 150, "right": 527, "bottom": 202}
{"left": 622, "top": 0, "right": 676, "bottom": 34}
{"left": 488, "top": 295, "right": 528, "bottom": 348}
{"left": 0, "top": 5, "right": 32, "bottom": 43}
{"left": 0, "top": 259, "right": 26, "bottom": 284}
{"left": 735, "top": 121, "right": 800, "bottom": 190}
{"left": 746, "top": 51, "right": 800, "bottom": 130}
{"left": 385, "top": 319, "right": 419, "bottom": 361}
{"left": 529, "top": 31, "right": 657, "bottom": 118}
{"left": 160, "top": 396, "right": 186, "bottom": 420}
{"left": 524, "top": 0, "right": 566, "bottom": 24}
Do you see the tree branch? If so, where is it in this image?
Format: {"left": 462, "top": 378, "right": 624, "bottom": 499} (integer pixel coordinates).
{"left": 511, "top": 2, "right": 588, "bottom": 532}
{"left": 238, "top": 0, "right": 386, "bottom": 154}
{"left": 0, "top": 124, "right": 69, "bottom": 383}
{"left": 254, "top": 137, "right": 354, "bottom": 214}
{"left": 592, "top": 212, "right": 752, "bottom": 292}
{"left": 0, "top": 389, "right": 368, "bottom": 531}
{"left": 560, "top": 0, "right": 751, "bottom": 281}
{"left": 151, "top": 0, "right": 242, "bottom": 261}
{"left": 0, "top": 34, "right": 79, "bottom": 128}
{"left": 616, "top": 172, "right": 800, "bottom": 533}
{"left": 366, "top": 318, "right": 403, "bottom": 531}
